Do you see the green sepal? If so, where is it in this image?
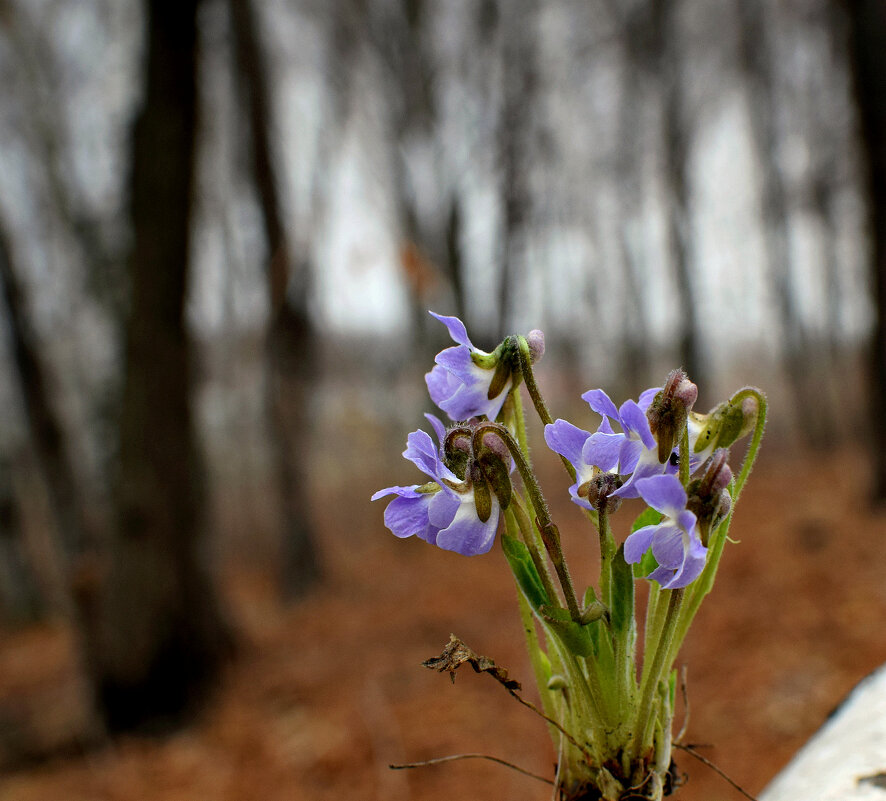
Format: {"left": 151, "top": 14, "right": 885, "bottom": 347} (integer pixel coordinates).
{"left": 610, "top": 544, "right": 634, "bottom": 637}
{"left": 539, "top": 605, "right": 594, "bottom": 657}
{"left": 501, "top": 534, "right": 549, "bottom": 610}
{"left": 477, "top": 451, "right": 512, "bottom": 509}
{"left": 473, "top": 474, "right": 492, "bottom": 522}
{"left": 487, "top": 358, "right": 512, "bottom": 400}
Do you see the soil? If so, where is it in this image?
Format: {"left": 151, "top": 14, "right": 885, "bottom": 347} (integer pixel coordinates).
{"left": 1, "top": 444, "right": 885, "bottom": 801}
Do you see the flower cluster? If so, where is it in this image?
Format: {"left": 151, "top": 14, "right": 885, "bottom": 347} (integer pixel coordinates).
{"left": 372, "top": 311, "right": 765, "bottom": 800}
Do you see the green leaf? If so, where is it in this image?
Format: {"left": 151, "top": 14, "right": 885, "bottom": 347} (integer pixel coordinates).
{"left": 630, "top": 506, "right": 663, "bottom": 533}
{"left": 539, "top": 605, "right": 595, "bottom": 657}
{"left": 610, "top": 544, "right": 634, "bottom": 637}
{"left": 632, "top": 548, "right": 660, "bottom": 579}
{"left": 501, "top": 534, "right": 549, "bottom": 610}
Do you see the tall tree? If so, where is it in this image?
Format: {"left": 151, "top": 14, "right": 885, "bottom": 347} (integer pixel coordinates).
{"left": 496, "top": 0, "right": 536, "bottom": 337}
{"left": 228, "top": 0, "right": 320, "bottom": 598}
{"left": 844, "top": 0, "right": 886, "bottom": 498}
{"left": 736, "top": 0, "right": 831, "bottom": 444}
{"left": 88, "top": 0, "right": 230, "bottom": 732}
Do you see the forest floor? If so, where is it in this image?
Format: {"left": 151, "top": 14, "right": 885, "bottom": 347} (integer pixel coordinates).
{"left": 1, "top": 443, "right": 886, "bottom": 801}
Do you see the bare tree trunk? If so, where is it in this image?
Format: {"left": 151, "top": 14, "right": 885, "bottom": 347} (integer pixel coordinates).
{"left": 0, "top": 217, "right": 90, "bottom": 568}
{"left": 229, "top": 0, "right": 320, "bottom": 598}
{"left": 844, "top": 0, "right": 886, "bottom": 499}
{"left": 652, "top": 0, "right": 703, "bottom": 385}
{"left": 497, "top": 0, "right": 536, "bottom": 337}
{"left": 0, "top": 454, "right": 44, "bottom": 625}
{"left": 736, "top": 0, "right": 831, "bottom": 446}
{"left": 91, "top": 0, "right": 230, "bottom": 733}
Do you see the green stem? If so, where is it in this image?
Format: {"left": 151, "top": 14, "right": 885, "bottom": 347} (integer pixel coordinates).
{"left": 679, "top": 424, "right": 690, "bottom": 487}
{"left": 514, "top": 580, "right": 561, "bottom": 750}
{"left": 728, "top": 387, "right": 767, "bottom": 503}
{"left": 473, "top": 422, "right": 583, "bottom": 621}
{"left": 631, "top": 589, "right": 683, "bottom": 761}
{"left": 515, "top": 336, "right": 576, "bottom": 483}
{"left": 666, "top": 387, "right": 767, "bottom": 662}
{"left": 508, "top": 496, "right": 560, "bottom": 607}
{"left": 598, "top": 506, "right": 616, "bottom": 607}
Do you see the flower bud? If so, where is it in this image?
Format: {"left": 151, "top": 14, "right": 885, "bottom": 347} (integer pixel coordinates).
{"left": 647, "top": 369, "right": 699, "bottom": 464}
{"left": 687, "top": 449, "right": 733, "bottom": 545}
{"left": 527, "top": 329, "right": 545, "bottom": 363}
{"left": 692, "top": 392, "right": 758, "bottom": 455}
{"left": 443, "top": 428, "right": 473, "bottom": 479}
{"left": 577, "top": 471, "right": 623, "bottom": 514}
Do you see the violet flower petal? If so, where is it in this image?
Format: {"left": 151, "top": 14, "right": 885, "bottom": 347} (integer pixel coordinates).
{"left": 429, "top": 311, "right": 473, "bottom": 348}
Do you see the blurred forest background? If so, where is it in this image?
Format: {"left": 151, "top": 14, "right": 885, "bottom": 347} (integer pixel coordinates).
{"left": 1, "top": 0, "right": 886, "bottom": 799}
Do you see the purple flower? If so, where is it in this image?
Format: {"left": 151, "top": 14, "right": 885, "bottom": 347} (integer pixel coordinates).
{"left": 624, "top": 474, "right": 707, "bottom": 589}
{"left": 581, "top": 387, "right": 671, "bottom": 498}
{"left": 425, "top": 312, "right": 512, "bottom": 421}
{"left": 543, "top": 418, "right": 623, "bottom": 510}
{"left": 371, "top": 414, "right": 503, "bottom": 556}
{"left": 544, "top": 386, "right": 673, "bottom": 509}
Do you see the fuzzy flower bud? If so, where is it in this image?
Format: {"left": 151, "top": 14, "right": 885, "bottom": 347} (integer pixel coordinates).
{"left": 527, "top": 329, "right": 545, "bottom": 363}
{"left": 647, "top": 369, "right": 699, "bottom": 464}
{"left": 691, "top": 391, "right": 759, "bottom": 461}
{"left": 686, "top": 449, "right": 733, "bottom": 546}
{"left": 579, "top": 471, "right": 623, "bottom": 514}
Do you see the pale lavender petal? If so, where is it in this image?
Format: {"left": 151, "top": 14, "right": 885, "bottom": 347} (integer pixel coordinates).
{"left": 403, "top": 429, "right": 443, "bottom": 480}
{"left": 428, "top": 490, "right": 460, "bottom": 529}
{"left": 663, "top": 546, "right": 706, "bottom": 589}
{"left": 439, "top": 380, "right": 500, "bottom": 421}
{"left": 647, "top": 564, "right": 677, "bottom": 586}
{"left": 544, "top": 419, "right": 591, "bottom": 468}
{"left": 675, "top": 509, "right": 698, "bottom": 536}
{"left": 426, "top": 363, "right": 461, "bottom": 408}
{"left": 383, "top": 493, "right": 435, "bottom": 540}
{"left": 425, "top": 413, "right": 447, "bottom": 445}
{"left": 371, "top": 484, "right": 420, "bottom": 502}
{"left": 582, "top": 388, "right": 619, "bottom": 421}
{"left": 624, "top": 524, "right": 657, "bottom": 564}
{"left": 430, "top": 311, "right": 473, "bottom": 348}
{"left": 635, "top": 474, "right": 687, "bottom": 518}
{"left": 618, "top": 438, "right": 644, "bottom": 475}
{"left": 435, "top": 344, "right": 476, "bottom": 378}
{"left": 582, "top": 431, "right": 623, "bottom": 472}
{"left": 436, "top": 501, "right": 500, "bottom": 555}
{"left": 619, "top": 400, "right": 656, "bottom": 449}
{"left": 651, "top": 525, "right": 684, "bottom": 568}
{"left": 567, "top": 481, "right": 593, "bottom": 511}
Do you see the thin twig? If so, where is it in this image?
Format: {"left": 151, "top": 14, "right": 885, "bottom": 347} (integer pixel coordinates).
{"left": 675, "top": 664, "right": 690, "bottom": 743}
{"left": 675, "top": 743, "right": 759, "bottom": 801}
{"left": 390, "top": 753, "right": 554, "bottom": 786}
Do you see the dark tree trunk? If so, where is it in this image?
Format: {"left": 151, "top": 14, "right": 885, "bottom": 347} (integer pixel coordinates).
{"left": 844, "top": 0, "right": 886, "bottom": 499}
{"left": 497, "top": 0, "right": 536, "bottom": 338}
{"left": 736, "top": 0, "right": 831, "bottom": 446}
{"left": 0, "top": 455, "right": 44, "bottom": 625}
{"left": 90, "top": 0, "right": 230, "bottom": 733}
{"left": 229, "top": 0, "right": 320, "bottom": 598}
{"left": 652, "top": 0, "right": 703, "bottom": 385}
{"left": 0, "top": 217, "right": 89, "bottom": 567}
